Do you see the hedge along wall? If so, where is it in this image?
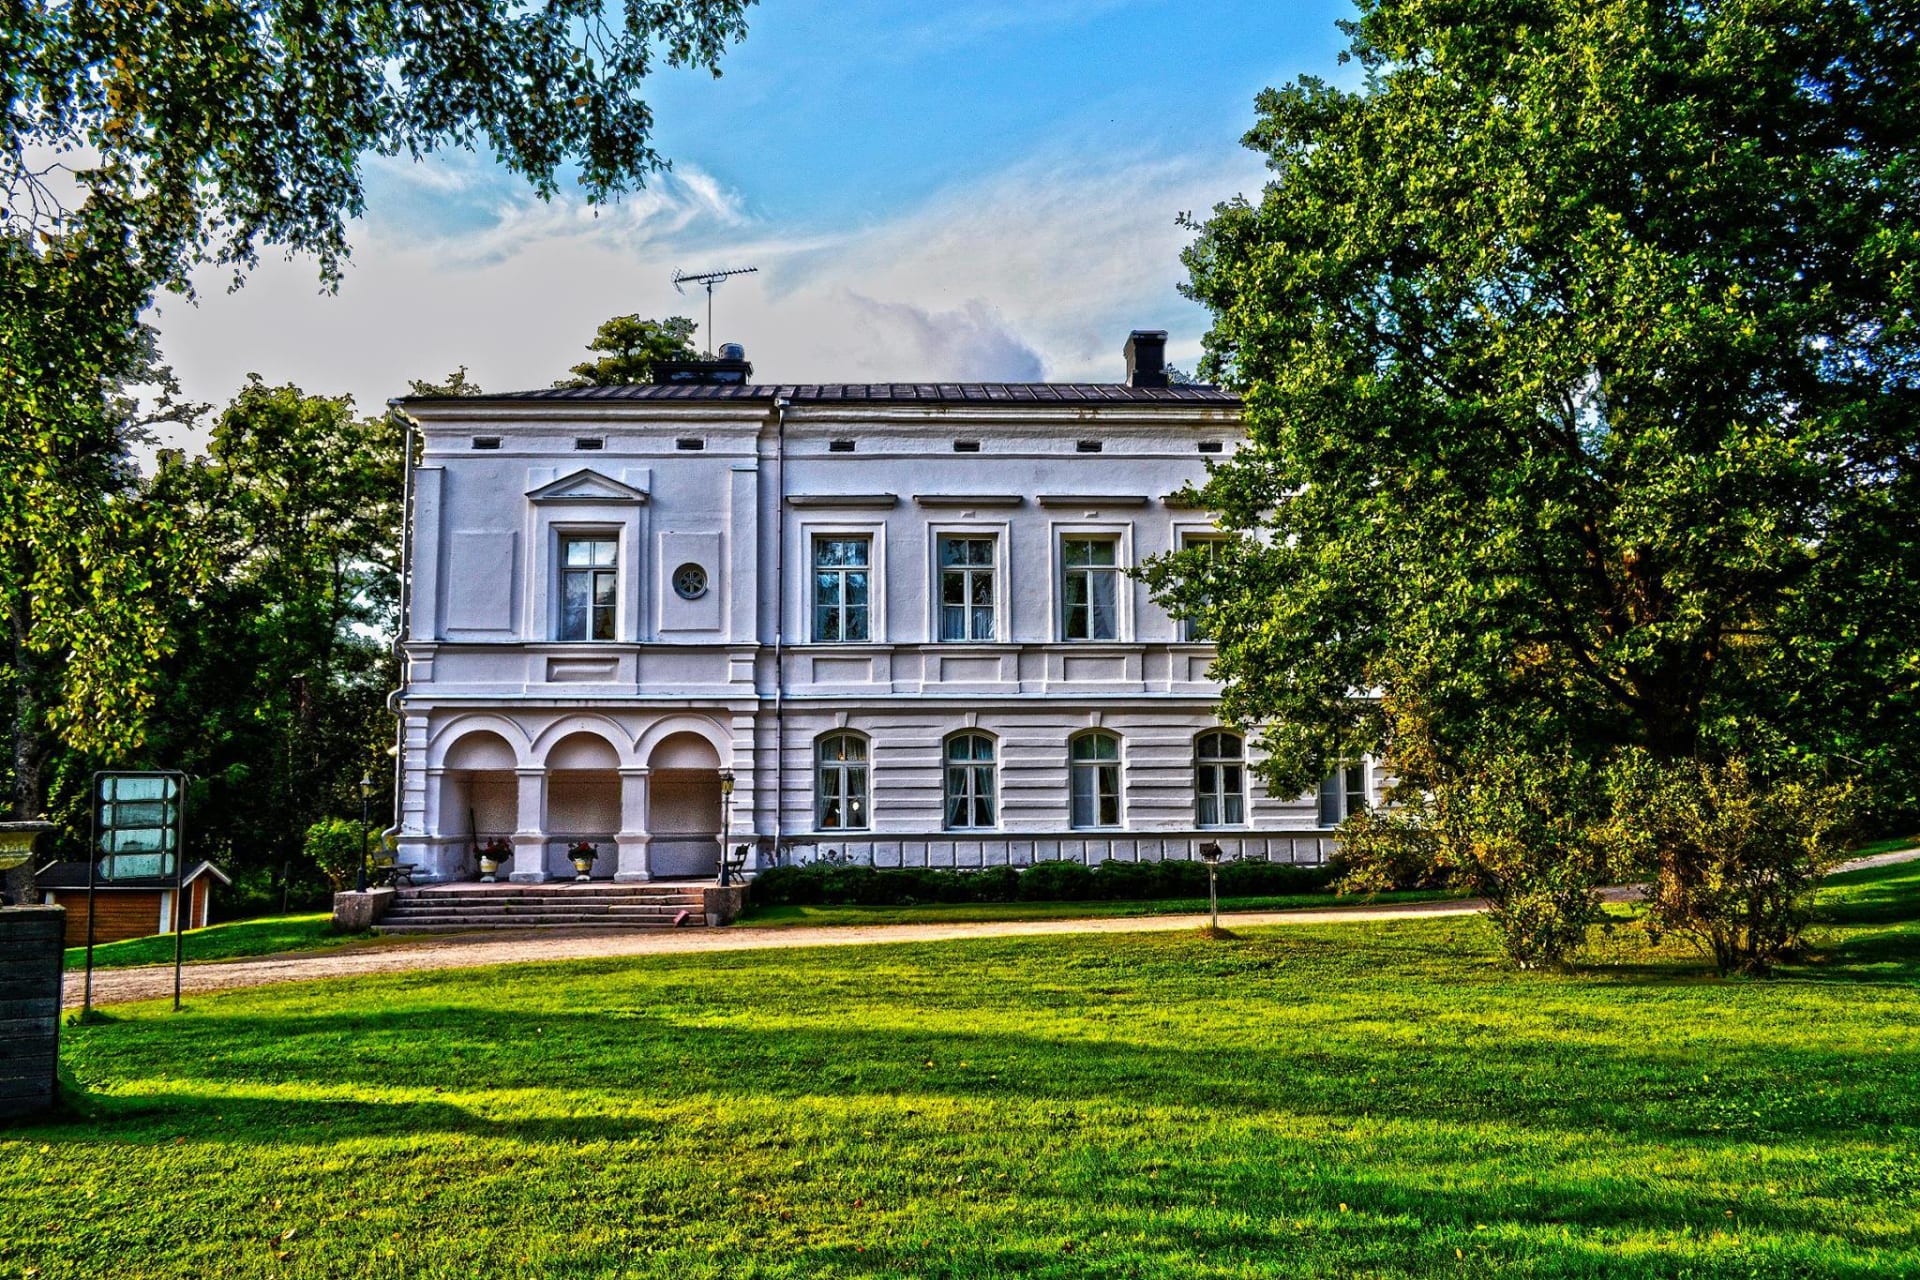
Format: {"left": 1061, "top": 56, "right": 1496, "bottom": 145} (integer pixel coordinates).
{"left": 748, "top": 858, "right": 1340, "bottom": 907}
{"left": 0, "top": 906, "right": 64, "bottom": 1120}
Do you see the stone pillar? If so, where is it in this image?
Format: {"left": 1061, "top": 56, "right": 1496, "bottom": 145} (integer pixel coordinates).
{"left": 510, "top": 767, "right": 549, "bottom": 883}
{"left": 0, "top": 906, "right": 63, "bottom": 1120}
{"left": 614, "top": 767, "right": 652, "bottom": 882}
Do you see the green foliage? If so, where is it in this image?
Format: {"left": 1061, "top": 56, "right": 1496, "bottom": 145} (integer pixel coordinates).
{"left": 557, "top": 314, "right": 700, "bottom": 386}
{"left": 750, "top": 858, "right": 1336, "bottom": 907}
{"left": 12, "top": 866, "right": 1920, "bottom": 1276}
{"left": 405, "top": 367, "right": 484, "bottom": 398}
{"left": 3, "top": 0, "right": 751, "bottom": 774}
{"left": 1608, "top": 753, "right": 1856, "bottom": 975}
{"left": 303, "top": 817, "right": 370, "bottom": 892}
{"left": 1150, "top": 0, "right": 1920, "bottom": 962}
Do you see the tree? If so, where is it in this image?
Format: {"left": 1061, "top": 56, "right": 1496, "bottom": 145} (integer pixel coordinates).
{"left": 2, "top": 0, "right": 753, "bottom": 782}
{"left": 558, "top": 315, "right": 700, "bottom": 386}
{"left": 408, "top": 368, "right": 484, "bottom": 399}
{"left": 1149, "top": 0, "right": 1919, "bottom": 963}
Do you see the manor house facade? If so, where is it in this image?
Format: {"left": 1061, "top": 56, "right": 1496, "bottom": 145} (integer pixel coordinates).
{"left": 390, "top": 331, "right": 1375, "bottom": 883}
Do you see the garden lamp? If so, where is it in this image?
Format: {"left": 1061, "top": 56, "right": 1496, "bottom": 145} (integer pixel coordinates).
{"left": 718, "top": 770, "right": 735, "bottom": 887}
{"left": 358, "top": 775, "right": 373, "bottom": 894}
{"left": 1198, "top": 842, "right": 1224, "bottom": 934}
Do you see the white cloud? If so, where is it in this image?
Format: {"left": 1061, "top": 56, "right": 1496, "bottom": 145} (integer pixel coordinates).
{"left": 145, "top": 142, "right": 1264, "bottom": 450}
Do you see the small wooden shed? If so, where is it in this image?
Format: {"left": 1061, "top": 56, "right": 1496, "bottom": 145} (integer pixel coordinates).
{"left": 36, "top": 860, "right": 232, "bottom": 947}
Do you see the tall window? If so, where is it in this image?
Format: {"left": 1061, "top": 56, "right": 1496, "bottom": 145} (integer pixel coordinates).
{"left": 1318, "top": 762, "right": 1369, "bottom": 827}
{"left": 815, "top": 734, "right": 870, "bottom": 831}
{"left": 560, "top": 536, "right": 617, "bottom": 641}
{"left": 1195, "top": 731, "right": 1246, "bottom": 827}
{"left": 1181, "top": 535, "right": 1225, "bottom": 642}
{"left": 812, "top": 536, "right": 871, "bottom": 642}
{"left": 939, "top": 536, "right": 997, "bottom": 641}
{"left": 944, "top": 733, "right": 997, "bottom": 829}
{"left": 1062, "top": 536, "right": 1119, "bottom": 640}
{"left": 1069, "top": 732, "right": 1122, "bottom": 828}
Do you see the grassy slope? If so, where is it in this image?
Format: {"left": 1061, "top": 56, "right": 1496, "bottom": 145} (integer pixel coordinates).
{"left": 62, "top": 914, "right": 356, "bottom": 972}
{"left": 738, "top": 887, "right": 1460, "bottom": 928}
{"left": 6, "top": 863, "right": 1916, "bottom": 1279}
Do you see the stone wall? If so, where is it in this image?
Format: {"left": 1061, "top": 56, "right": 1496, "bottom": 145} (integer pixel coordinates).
{"left": 0, "top": 906, "right": 64, "bottom": 1121}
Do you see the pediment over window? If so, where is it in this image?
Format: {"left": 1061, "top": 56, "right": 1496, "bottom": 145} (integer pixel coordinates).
{"left": 525, "top": 469, "right": 649, "bottom": 504}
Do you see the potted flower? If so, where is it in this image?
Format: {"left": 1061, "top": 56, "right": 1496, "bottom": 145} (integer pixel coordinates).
{"left": 476, "top": 837, "right": 513, "bottom": 883}
{"left": 567, "top": 840, "right": 599, "bottom": 882}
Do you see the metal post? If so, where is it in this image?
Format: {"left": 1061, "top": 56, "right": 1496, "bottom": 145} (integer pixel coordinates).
{"left": 82, "top": 781, "right": 99, "bottom": 1021}
{"left": 171, "top": 775, "right": 187, "bottom": 1013}
{"left": 358, "top": 776, "right": 372, "bottom": 893}
{"left": 718, "top": 770, "right": 735, "bottom": 887}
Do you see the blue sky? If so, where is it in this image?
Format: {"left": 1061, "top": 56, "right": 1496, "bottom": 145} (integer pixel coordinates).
{"left": 151, "top": 0, "right": 1359, "bottom": 425}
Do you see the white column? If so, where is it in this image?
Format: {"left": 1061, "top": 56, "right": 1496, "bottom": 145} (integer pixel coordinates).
{"left": 614, "top": 767, "right": 652, "bottom": 882}
{"left": 510, "top": 767, "right": 550, "bottom": 882}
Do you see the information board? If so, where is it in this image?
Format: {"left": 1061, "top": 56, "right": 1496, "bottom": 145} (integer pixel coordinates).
{"left": 94, "top": 771, "right": 184, "bottom": 880}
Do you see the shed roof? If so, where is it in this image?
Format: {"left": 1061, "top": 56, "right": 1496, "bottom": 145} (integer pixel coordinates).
{"left": 36, "top": 860, "right": 232, "bottom": 891}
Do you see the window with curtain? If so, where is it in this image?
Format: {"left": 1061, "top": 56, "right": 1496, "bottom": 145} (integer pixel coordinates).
{"left": 1069, "top": 732, "right": 1122, "bottom": 828}
{"left": 812, "top": 536, "right": 871, "bottom": 642}
{"left": 815, "top": 733, "right": 870, "bottom": 831}
{"left": 1195, "top": 731, "right": 1246, "bottom": 827}
{"left": 1318, "top": 762, "right": 1369, "bottom": 827}
{"left": 559, "top": 536, "right": 617, "bottom": 641}
{"left": 944, "top": 733, "right": 997, "bottom": 829}
{"left": 1061, "top": 536, "right": 1119, "bottom": 640}
{"left": 938, "top": 535, "right": 997, "bottom": 641}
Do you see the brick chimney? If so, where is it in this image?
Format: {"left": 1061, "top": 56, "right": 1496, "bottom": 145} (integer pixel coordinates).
{"left": 1125, "top": 330, "right": 1169, "bottom": 388}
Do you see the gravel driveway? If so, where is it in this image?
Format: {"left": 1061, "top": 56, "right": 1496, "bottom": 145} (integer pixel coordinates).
{"left": 62, "top": 849, "right": 1913, "bottom": 1010}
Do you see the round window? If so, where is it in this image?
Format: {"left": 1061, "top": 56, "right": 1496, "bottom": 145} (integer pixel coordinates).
{"left": 672, "top": 563, "right": 709, "bottom": 600}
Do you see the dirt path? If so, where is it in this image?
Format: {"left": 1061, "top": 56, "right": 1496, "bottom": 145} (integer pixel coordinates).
{"left": 62, "top": 849, "right": 1915, "bottom": 1009}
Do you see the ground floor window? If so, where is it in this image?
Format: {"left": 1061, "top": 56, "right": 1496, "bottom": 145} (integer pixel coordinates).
{"left": 1069, "top": 732, "right": 1122, "bottom": 828}
{"left": 815, "top": 733, "right": 870, "bottom": 830}
{"left": 944, "top": 733, "right": 997, "bottom": 829}
{"left": 1195, "top": 731, "right": 1245, "bottom": 827}
{"left": 1318, "top": 762, "right": 1368, "bottom": 827}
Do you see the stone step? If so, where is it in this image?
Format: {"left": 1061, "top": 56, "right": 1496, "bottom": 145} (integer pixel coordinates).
{"left": 376, "top": 920, "right": 702, "bottom": 934}
{"left": 389, "top": 897, "right": 693, "bottom": 911}
{"left": 399, "top": 885, "right": 708, "bottom": 901}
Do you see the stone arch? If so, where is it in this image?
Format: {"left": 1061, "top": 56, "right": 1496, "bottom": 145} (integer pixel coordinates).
{"left": 427, "top": 715, "right": 533, "bottom": 769}
{"left": 634, "top": 714, "right": 731, "bottom": 768}
{"left": 529, "top": 713, "right": 638, "bottom": 768}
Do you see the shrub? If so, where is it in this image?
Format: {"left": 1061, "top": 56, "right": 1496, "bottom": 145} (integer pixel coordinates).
{"left": 748, "top": 856, "right": 1337, "bottom": 908}
{"left": 1606, "top": 754, "right": 1854, "bottom": 976}
{"left": 303, "top": 818, "right": 370, "bottom": 892}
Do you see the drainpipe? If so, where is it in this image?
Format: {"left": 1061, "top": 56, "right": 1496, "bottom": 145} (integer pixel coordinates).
{"left": 772, "top": 395, "right": 790, "bottom": 864}
{"left": 382, "top": 402, "right": 418, "bottom": 846}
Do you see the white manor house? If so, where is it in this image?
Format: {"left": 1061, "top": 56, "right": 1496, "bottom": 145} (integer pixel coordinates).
{"left": 390, "top": 331, "right": 1377, "bottom": 884}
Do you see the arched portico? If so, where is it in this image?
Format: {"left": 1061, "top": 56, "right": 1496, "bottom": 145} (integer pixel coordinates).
{"left": 646, "top": 732, "right": 724, "bottom": 879}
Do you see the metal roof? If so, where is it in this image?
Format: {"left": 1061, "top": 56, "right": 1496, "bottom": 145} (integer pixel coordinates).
{"left": 407, "top": 383, "right": 1240, "bottom": 407}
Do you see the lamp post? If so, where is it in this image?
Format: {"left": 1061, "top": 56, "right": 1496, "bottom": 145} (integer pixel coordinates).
{"left": 1198, "top": 842, "right": 1224, "bottom": 935}
{"left": 358, "top": 775, "right": 373, "bottom": 894}
{"left": 717, "top": 770, "right": 735, "bottom": 887}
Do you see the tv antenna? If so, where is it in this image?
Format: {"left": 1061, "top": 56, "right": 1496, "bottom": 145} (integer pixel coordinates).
{"left": 672, "top": 265, "right": 758, "bottom": 355}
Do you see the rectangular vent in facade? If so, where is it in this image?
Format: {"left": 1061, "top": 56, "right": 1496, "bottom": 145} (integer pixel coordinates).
{"left": 829, "top": 439, "right": 857, "bottom": 453}
{"left": 574, "top": 437, "right": 604, "bottom": 451}
{"left": 1198, "top": 441, "right": 1225, "bottom": 454}
{"left": 1076, "top": 440, "right": 1104, "bottom": 453}
{"left": 953, "top": 440, "right": 982, "bottom": 453}
{"left": 471, "top": 436, "right": 502, "bottom": 450}
{"left": 676, "top": 438, "right": 705, "bottom": 451}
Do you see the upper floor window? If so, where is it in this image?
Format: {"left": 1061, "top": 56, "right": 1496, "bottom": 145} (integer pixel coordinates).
{"left": 944, "top": 733, "right": 997, "bottom": 830}
{"left": 1318, "top": 762, "right": 1369, "bottom": 827}
{"left": 939, "top": 536, "right": 997, "bottom": 642}
{"left": 1069, "top": 732, "right": 1122, "bottom": 828}
{"left": 1195, "top": 731, "right": 1246, "bottom": 827}
{"left": 812, "top": 536, "right": 871, "bottom": 642}
{"left": 815, "top": 733, "right": 870, "bottom": 831}
{"left": 559, "top": 536, "right": 617, "bottom": 641}
{"left": 1061, "top": 536, "right": 1119, "bottom": 641}
{"left": 1181, "top": 535, "right": 1226, "bottom": 642}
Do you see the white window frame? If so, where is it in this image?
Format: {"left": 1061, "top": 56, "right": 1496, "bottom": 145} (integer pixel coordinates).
{"left": 1053, "top": 523, "right": 1132, "bottom": 642}
{"left": 1177, "top": 531, "right": 1227, "bottom": 643}
{"left": 803, "top": 522, "right": 886, "bottom": 644}
{"left": 1068, "top": 731, "right": 1123, "bottom": 829}
{"left": 814, "top": 732, "right": 871, "bottom": 832}
{"left": 1195, "top": 730, "right": 1247, "bottom": 828}
{"left": 931, "top": 525, "right": 1006, "bottom": 643}
{"left": 943, "top": 732, "right": 998, "bottom": 831}
{"left": 1318, "top": 761, "right": 1370, "bottom": 827}
{"left": 554, "top": 527, "right": 622, "bottom": 642}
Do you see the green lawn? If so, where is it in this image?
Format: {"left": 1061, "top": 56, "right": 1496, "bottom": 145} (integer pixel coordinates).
{"left": 6, "top": 862, "right": 1917, "bottom": 1278}
{"left": 739, "top": 886, "right": 1460, "bottom": 928}
{"left": 62, "top": 913, "right": 362, "bottom": 971}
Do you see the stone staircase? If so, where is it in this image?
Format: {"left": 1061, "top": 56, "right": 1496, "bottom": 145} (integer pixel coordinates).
{"left": 377, "top": 882, "right": 713, "bottom": 933}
